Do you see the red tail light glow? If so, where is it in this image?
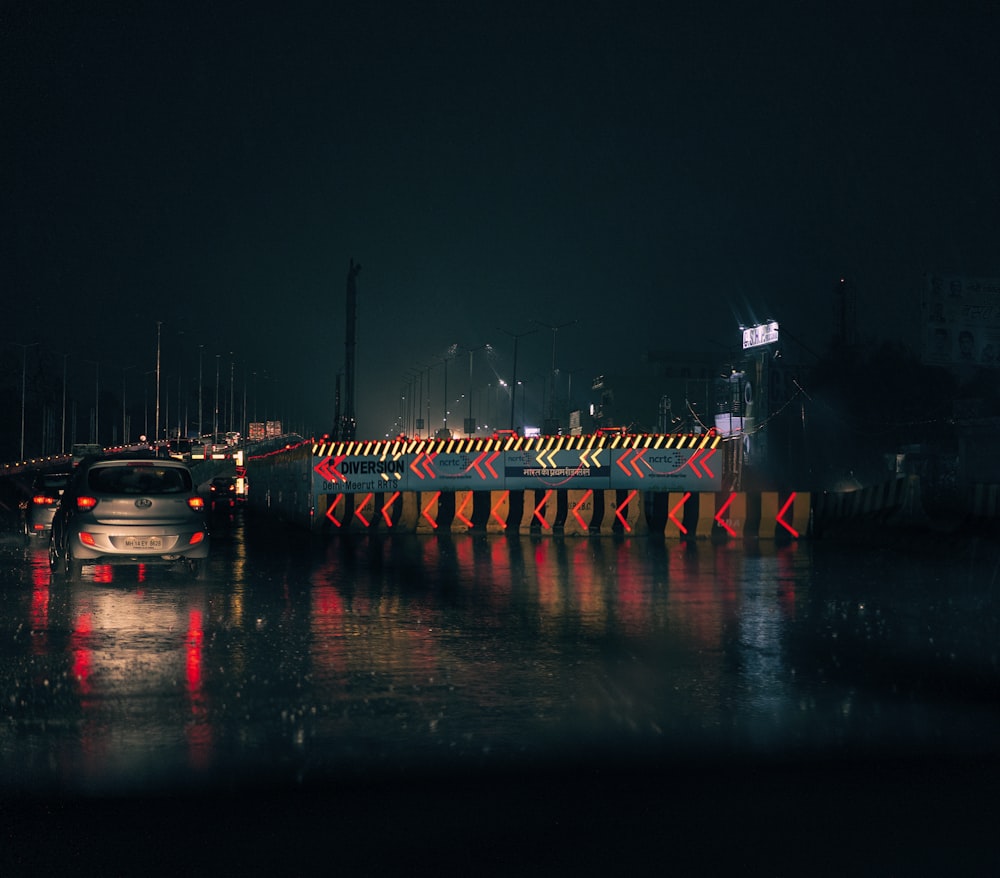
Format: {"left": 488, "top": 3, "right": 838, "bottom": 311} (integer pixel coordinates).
{"left": 77, "top": 496, "right": 98, "bottom": 510}
{"left": 188, "top": 531, "right": 205, "bottom": 545}
{"left": 188, "top": 497, "right": 205, "bottom": 511}
{"left": 32, "top": 495, "right": 58, "bottom": 506}
{"left": 79, "top": 532, "right": 97, "bottom": 547}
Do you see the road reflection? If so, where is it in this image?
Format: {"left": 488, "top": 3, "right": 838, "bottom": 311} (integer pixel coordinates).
{"left": 6, "top": 513, "right": 999, "bottom": 798}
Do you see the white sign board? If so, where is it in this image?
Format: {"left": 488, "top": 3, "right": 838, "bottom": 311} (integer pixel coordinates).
{"left": 742, "top": 321, "right": 779, "bottom": 350}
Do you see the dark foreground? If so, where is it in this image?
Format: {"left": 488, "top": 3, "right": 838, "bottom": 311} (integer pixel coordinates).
{"left": 5, "top": 753, "right": 999, "bottom": 875}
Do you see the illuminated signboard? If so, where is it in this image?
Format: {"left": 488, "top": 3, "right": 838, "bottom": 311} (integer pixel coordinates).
{"left": 742, "top": 321, "right": 779, "bottom": 350}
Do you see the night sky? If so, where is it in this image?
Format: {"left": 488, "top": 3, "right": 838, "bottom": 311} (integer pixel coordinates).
{"left": 4, "top": 2, "right": 998, "bottom": 441}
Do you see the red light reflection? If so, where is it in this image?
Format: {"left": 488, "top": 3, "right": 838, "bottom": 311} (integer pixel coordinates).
{"left": 70, "top": 613, "right": 93, "bottom": 697}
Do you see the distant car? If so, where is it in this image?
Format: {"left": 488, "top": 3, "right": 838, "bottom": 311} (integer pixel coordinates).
{"left": 49, "top": 454, "right": 209, "bottom": 579}
{"left": 23, "top": 471, "right": 71, "bottom": 538}
{"left": 208, "top": 475, "right": 238, "bottom": 510}
{"left": 167, "top": 439, "right": 193, "bottom": 460}
{"left": 70, "top": 443, "right": 103, "bottom": 467}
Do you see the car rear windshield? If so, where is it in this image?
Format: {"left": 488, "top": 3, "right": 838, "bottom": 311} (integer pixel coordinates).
{"left": 38, "top": 474, "right": 69, "bottom": 490}
{"left": 88, "top": 464, "right": 192, "bottom": 495}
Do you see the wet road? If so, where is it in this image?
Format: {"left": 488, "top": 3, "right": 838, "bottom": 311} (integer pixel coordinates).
{"left": 2, "top": 509, "right": 999, "bottom": 873}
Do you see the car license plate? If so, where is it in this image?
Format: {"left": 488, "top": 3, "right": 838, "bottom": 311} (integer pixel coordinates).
{"left": 123, "top": 537, "right": 162, "bottom": 549}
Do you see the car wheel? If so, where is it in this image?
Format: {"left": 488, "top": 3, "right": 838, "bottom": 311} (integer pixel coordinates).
{"left": 65, "top": 547, "right": 83, "bottom": 580}
{"left": 48, "top": 540, "right": 60, "bottom": 575}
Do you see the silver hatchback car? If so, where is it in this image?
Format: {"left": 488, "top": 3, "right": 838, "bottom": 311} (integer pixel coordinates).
{"left": 49, "top": 454, "right": 210, "bottom": 579}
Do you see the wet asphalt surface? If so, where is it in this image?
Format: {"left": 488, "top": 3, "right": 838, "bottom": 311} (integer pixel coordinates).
{"left": 1, "top": 507, "right": 999, "bottom": 874}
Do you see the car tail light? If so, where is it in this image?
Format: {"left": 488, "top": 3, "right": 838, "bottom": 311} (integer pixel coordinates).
{"left": 188, "top": 496, "right": 205, "bottom": 511}
{"left": 189, "top": 531, "right": 205, "bottom": 545}
{"left": 77, "top": 496, "right": 98, "bottom": 510}
{"left": 79, "top": 532, "right": 97, "bottom": 546}
{"left": 32, "top": 494, "right": 58, "bottom": 506}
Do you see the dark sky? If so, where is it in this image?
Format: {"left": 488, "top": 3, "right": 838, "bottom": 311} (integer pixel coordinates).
{"left": 4, "top": 1, "right": 998, "bottom": 438}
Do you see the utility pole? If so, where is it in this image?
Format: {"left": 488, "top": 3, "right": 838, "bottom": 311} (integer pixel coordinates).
{"left": 155, "top": 320, "right": 162, "bottom": 443}
{"left": 499, "top": 327, "right": 537, "bottom": 431}
{"left": 532, "top": 318, "right": 577, "bottom": 425}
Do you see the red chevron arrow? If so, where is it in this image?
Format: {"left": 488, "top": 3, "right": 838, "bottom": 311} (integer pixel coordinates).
{"left": 714, "top": 492, "right": 737, "bottom": 537}
{"left": 422, "top": 451, "right": 437, "bottom": 478}
{"left": 381, "top": 491, "right": 400, "bottom": 527}
{"left": 684, "top": 448, "right": 706, "bottom": 478}
{"left": 572, "top": 489, "right": 593, "bottom": 530}
{"left": 699, "top": 446, "right": 717, "bottom": 479}
{"left": 325, "top": 494, "right": 344, "bottom": 527}
{"left": 354, "top": 493, "right": 373, "bottom": 528}
{"left": 616, "top": 449, "right": 633, "bottom": 476}
{"left": 616, "top": 448, "right": 647, "bottom": 478}
{"left": 490, "top": 490, "right": 509, "bottom": 529}
{"left": 455, "top": 492, "right": 474, "bottom": 528}
{"left": 669, "top": 492, "right": 691, "bottom": 534}
{"left": 409, "top": 452, "right": 425, "bottom": 478}
{"left": 421, "top": 491, "right": 440, "bottom": 528}
{"left": 409, "top": 451, "right": 438, "bottom": 479}
{"left": 485, "top": 450, "right": 500, "bottom": 478}
{"left": 468, "top": 450, "right": 500, "bottom": 480}
{"left": 314, "top": 455, "right": 347, "bottom": 482}
{"left": 776, "top": 492, "right": 799, "bottom": 538}
{"left": 614, "top": 489, "right": 639, "bottom": 532}
{"left": 533, "top": 489, "right": 553, "bottom": 528}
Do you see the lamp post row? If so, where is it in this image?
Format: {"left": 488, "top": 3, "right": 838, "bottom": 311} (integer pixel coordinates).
{"left": 4, "top": 334, "right": 281, "bottom": 462}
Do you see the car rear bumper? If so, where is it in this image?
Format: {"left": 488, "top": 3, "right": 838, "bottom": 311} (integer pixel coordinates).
{"left": 69, "top": 527, "right": 210, "bottom": 561}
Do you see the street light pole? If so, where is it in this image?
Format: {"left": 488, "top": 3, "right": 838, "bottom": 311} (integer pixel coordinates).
{"left": 8, "top": 341, "right": 39, "bottom": 460}
{"left": 79, "top": 358, "right": 101, "bottom": 446}
{"left": 61, "top": 352, "right": 68, "bottom": 454}
{"left": 464, "top": 343, "right": 491, "bottom": 436}
{"left": 198, "top": 344, "right": 204, "bottom": 440}
{"left": 499, "top": 327, "right": 537, "bottom": 431}
{"left": 214, "top": 354, "right": 220, "bottom": 440}
{"left": 122, "top": 365, "right": 137, "bottom": 446}
{"left": 532, "top": 319, "right": 577, "bottom": 421}
{"left": 155, "top": 320, "right": 162, "bottom": 443}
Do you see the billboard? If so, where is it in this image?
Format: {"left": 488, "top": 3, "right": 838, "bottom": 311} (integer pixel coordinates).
{"left": 923, "top": 275, "right": 1000, "bottom": 368}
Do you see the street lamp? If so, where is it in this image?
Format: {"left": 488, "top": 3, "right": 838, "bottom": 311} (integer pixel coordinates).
{"left": 499, "top": 327, "right": 537, "bottom": 431}
{"left": 7, "top": 341, "right": 39, "bottom": 460}
{"left": 122, "top": 365, "right": 138, "bottom": 446}
{"left": 198, "top": 344, "right": 204, "bottom": 440}
{"left": 463, "top": 343, "right": 491, "bottom": 436}
{"left": 532, "top": 318, "right": 577, "bottom": 422}
{"left": 143, "top": 371, "right": 152, "bottom": 438}
{"left": 80, "top": 358, "right": 100, "bottom": 446}
{"left": 214, "top": 354, "right": 221, "bottom": 440}
{"left": 61, "top": 352, "right": 69, "bottom": 454}
{"left": 155, "top": 320, "right": 162, "bottom": 443}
